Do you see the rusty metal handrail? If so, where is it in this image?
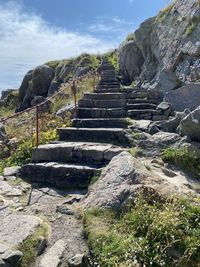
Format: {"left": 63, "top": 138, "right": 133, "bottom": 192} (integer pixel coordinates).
{"left": 0, "top": 69, "right": 100, "bottom": 147}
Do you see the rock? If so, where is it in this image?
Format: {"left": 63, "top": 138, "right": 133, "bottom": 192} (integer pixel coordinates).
{"left": 38, "top": 239, "right": 66, "bottom": 267}
{"left": 48, "top": 81, "right": 61, "bottom": 96}
{"left": 0, "top": 215, "right": 41, "bottom": 245}
{"left": 119, "top": 0, "right": 200, "bottom": 93}
{"left": 0, "top": 124, "right": 6, "bottom": 141}
{"left": 164, "top": 83, "right": 200, "bottom": 111}
{"left": 75, "top": 67, "right": 90, "bottom": 78}
{"left": 179, "top": 105, "right": 200, "bottom": 142}
{"left": 56, "top": 104, "right": 75, "bottom": 118}
{"left": 149, "top": 69, "right": 181, "bottom": 95}
{"left": 3, "top": 167, "right": 20, "bottom": 177}
{"left": 156, "top": 101, "right": 171, "bottom": 117}
{"left": 68, "top": 254, "right": 89, "bottom": 267}
{"left": 0, "top": 176, "right": 4, "bottom": 182}
{"left": 0, "top": 90, "right": 17, "bottom": 101}
{"left": 17, "top": 65, "right": 54, "bottom": 111}
{"left": 2, "top": 250, "right": 23, "bottom": 266}
{"left": 119, "top": 40, "right": 144, "bottom": 84}
{"left": 56, "top": 205, "right": 75, "bottom": 215}
{"left": 31, "top": 96, "right": 53, "bottom": 113}
{"left": 82, "top": 152, "right": 196, "bottom": 210}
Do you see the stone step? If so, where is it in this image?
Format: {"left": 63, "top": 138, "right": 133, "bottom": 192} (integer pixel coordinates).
{"left": 125, "top": 90, "right": 148, "bottom": 99}
{"left": 32, "top": 142, "right": 124, "bottom": 166}
{"left": 21, "top": 162, "right": 97, "bottom": 189}
{"left": 58, "top": 128, "right": 130, "bottom": 146}
{"left": 128, "top": 109, "right": 162, "bottom": 120}
{"left": 127, "top": 103, "right": 157, "bottom": 110}
{"left": 78, "top": 99, "right": 126, "bottom": 108}
{"left": 84, "top": 93, "right": 125, "bottom": 101}
{"left": 127, "top": 99, "right": 158, "bottom": 105}
{"left": 95, "top": 88, "right": 120, "bottom": 93}
{"left": 76, "top": 108, "right": 126, "bottom": 118}
{"left": 72, "top": 118, "right": 128, "bottom": 128}
{"left": 97, "top": 85, "right": 120, "bottom": 90}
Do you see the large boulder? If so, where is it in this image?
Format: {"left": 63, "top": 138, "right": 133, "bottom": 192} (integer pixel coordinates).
{"left": 17, "top": 65, "right": 55, "bottom": 111}
{"left": 164, "top": 83, "right": 200, "bottom": 111}
{"left": 82, "top": 151, "right": 196, "bottom": 210}
{"left": 180, "top": 105, "right": 200, "bottom": 142}
{"left": 119, "top": 40, "right": 144, "bottom": 84}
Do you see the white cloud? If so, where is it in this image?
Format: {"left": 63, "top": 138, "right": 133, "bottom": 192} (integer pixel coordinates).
{"left": 0, "top": 1, "right": 115, "bottom": 91}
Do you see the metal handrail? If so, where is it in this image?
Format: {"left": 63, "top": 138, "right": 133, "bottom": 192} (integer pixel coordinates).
{"left": 0, "top": 68, "right": 100, "bottom": 147}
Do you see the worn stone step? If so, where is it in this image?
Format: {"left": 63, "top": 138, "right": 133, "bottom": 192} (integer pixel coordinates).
{"left": 95, "top": 88, "right": 120, "bottom": 93}
{"left": 127, "top": 103, "right": 157, "bottom": 110}
{"left": 78, "top": 99, "right": 126, "bottom": 108}
{"left": 128, "top": 109, "right": 161, "bottom": 120}
{"left": 127, "top": 91, "right": 148, "bottom": 99}
{"left": 84, "top": 93, "right": 125, "bottom": 101}
{"left": 32, "top": 142, "right": 124, "bottom": 166}
{"left": 72, "top": 118, "right": 128, "bottom": 128}
{"left": 98, "top": 82, "right": 120, "bottom": 86}
{"left": 76, "top": 108, "right": 126, "bottom": 118}
{"left": 127, "top": 99, "right": 158, "bottom": 105}
{"left": 21, "top": 162, "right": 97, "bottom": 189}
{"left": 58, "top": 128, "right": 130, "bottom": 146}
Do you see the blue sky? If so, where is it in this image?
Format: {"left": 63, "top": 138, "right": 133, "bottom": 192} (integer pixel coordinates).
{"left": 0, "top": 0, "right": 171, "bottom": 91}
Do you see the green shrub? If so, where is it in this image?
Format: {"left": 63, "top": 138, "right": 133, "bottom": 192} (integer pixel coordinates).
{"left": 184, "top": 16, "right": 200, "bottom": 37}
{"left": 162, "top": 148, "right": 200, "bottom": 180}
{"left": 84, "top": 194, "right": 200, "bottom": 267}
{"left": 125, "top": 33, "right": 135, "bottom": 42}
{"left": 45, "top": 60, "right": 61, "bottom": 69}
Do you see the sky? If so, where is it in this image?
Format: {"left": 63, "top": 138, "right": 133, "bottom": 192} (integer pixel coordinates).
{"left": 0, "top": 0, "right": 171, "bottom": 91}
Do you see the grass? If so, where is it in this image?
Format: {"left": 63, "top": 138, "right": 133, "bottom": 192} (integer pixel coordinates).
{"left": 125, "top": 33, "right": 135, "bottom": 42}
{"left": 157, "top": 1, "right": 175, "bottom": 21}
{"left": 84, "top": 193, "right": 200, "bottom": 267}
{"left": 90, "top": 169, "right": 103, "bottom": 185}
{"left": 184, "top": 16, "right": 200, "bottom": 37}
{"left": 162, "top": 148, "right": 200, "bottom": 180}
{"left": 129, "top": 147, "right": 144, "bottom": 158}
{"left": 18, "top": 223, "right": 50, "bottom": 267}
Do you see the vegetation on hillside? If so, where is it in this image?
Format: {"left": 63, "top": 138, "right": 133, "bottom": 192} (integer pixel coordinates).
{"left": 162, "top": 148, "right": 200, "bottom": 180}
{"left": 84, "top": 193, "right": 200, "bottom": 267}
{"left": 0, "top": 75, "right": 96, "bottom": 174}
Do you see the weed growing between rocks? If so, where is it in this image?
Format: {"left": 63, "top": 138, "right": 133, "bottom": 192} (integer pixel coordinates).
{"left": 84, "top": 194, "right": 200, "bottom": 267}
{"left": 162, "top": 148, "right": 200, "bottom": 180}
{"left": 17, "top": 223, "right": 50, "bottom": 267}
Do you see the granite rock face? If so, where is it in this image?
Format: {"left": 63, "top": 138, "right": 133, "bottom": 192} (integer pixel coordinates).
{"left": 17, "top": 65, "right": 55, "bottom": 111}
{"left": 180, "top": 105, "right": 200, "bottom": 142}
{"left": 119, "top": 0, "right": 200, "bottom": 104}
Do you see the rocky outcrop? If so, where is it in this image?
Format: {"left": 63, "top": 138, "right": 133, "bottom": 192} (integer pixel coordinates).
{"left": 164, "top": 83, "right": 200, "bottom": 111}
{"left": 82, "top": 151, "right": 198, "bottom": 209}
{"left": 17, "top": 54, "right": 101, "bottom": 111}
{"left": 180, "top": 105, "right": 200, "bottom": 141}
{"left": 119, "top": 40, "right": 144, "bottom": 84}
{"left": 17, "top": 65, "right": 55, "bottom": 111}
{"left": 119, "top": 0, "right": 200, "bottom": 107}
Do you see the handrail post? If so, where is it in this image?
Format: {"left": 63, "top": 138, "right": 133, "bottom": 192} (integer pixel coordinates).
{"left": 72, "top": 80, "right": 77, "bottom": 120}
{"left": 36, "top": 105, "right": 39, "bottom": 147}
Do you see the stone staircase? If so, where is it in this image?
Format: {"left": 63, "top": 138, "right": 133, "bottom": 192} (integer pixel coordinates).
{"left": 21, "top": 60, "right": 129, "bottom": 189}
{"left": 21, "top": 60, "right": 169, "bottom": 189}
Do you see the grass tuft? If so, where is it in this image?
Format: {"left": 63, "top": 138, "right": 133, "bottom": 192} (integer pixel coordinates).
{"left": 84, "top": 194, "right": 200, "bottom": 267}
{"left": 162, "top": 148, "right": 200, "bottom": 180}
